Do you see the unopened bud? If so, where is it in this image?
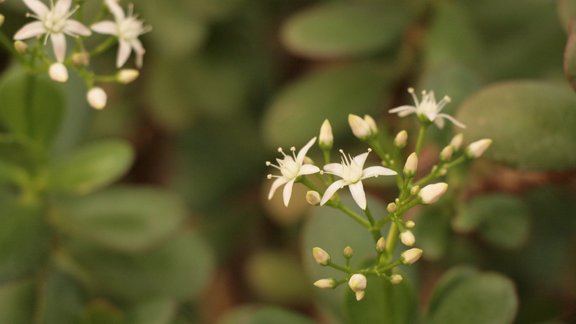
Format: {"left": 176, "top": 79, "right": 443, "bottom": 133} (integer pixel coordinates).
{"left": 348, "top": 274, "right": 367, "bottom": 301}
{"left": 343, "top": 246, "right": 353, "bottom": 258}
{"left": 319, "top": 119, "right": 333, "bottom": 149}
{"left": 410, "top": 185, "right": 420, "bottom": 195}
{"left": 312, "top": 247, "right": 330, "bottom": 266}
{"left": 348, "top": 114, "right": 372, "bottom": 140}
{"left": 306, "top": 191, "right": 321, "bottom": 206}
{"left": 117, "top": 69, "right": 139, "bottom": 84}
{"left": 0, "top": 15, "right": 4, "bottom": 27}
{"left": 394, "top": 130, "right": 408, "bottom": 148}
{"left": 390, "top": 274, "right": 403, "bottom": 284}
{"left": 72, "top": 51, "right": 90, "bottom": 66}
{"left": 466, "top": 139, "right": 492, "bottom": 158}
{"left": 14, "top": 41, "right": 27, "bottom": 54}
{"left": 314, "top": 278, "right": 336, "bottom": 289}
{"left": 401, "top": 248, "right": 423, "bottom": 265}
{"left": 419, "top": 183, "right": 448, "bottom": 204}
{"left": 49, "top": 62, "right": 68, "bottom": 83}
{"left": 405, "top": 220, "right": 415, "bottom": 229}
{"left": 376, "top": 237, "right": 386, "bottom": 252}
{"left": 440, "top": 145, "right": 453, "bottom": 161}
{"left": 450, "top": 134, "right": 464, "bottom": 150}
{"left": 400, "top": 230, "right": 415, "bottom": 246}
{"left": 87, "top": 87, "right": 107, "bottom": 110}
{"left": 403, "top": 153, "right": 418, "bottom": 176}
{"left": 363, "top": 115, "right": 378, "bottom": 135}
{"left": 387, "top": 202, "right": 397, "bottom": 213}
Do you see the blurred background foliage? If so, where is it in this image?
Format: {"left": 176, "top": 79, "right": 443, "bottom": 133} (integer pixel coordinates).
{"left": 0, "top": 0, "right": 576, "bottom": 323}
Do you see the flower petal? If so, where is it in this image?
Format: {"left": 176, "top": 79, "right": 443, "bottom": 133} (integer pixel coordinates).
{"left": 434, "top": 117, "right": 445, "bottom": 129}
{"left": 282, "top": 179, "right": 295, "bottom": 206}
{"left": 116, "top": 40, "right": 132, "bottom": 68}
{"left": 50, "top": 33, "right": 67, "bottom": 62}
{"left": 23, "top": 0, "right": 49, "bottom": 17}
{"left": 268, "top": 177, "right": 288, "bottom": 200}
{"left": 352, "top": 152, "right": 369, "bottom": 169}
{"left": 389, "top": 105, "right": 416, "bottom": 117}
{"left": 105, "top": 0, "right": 125, "bottom": 21}
{"left": 437, "top": 113, "right": 466, "bottom": 128}
{"left": 130, "top": 38, "right": 145, "bottom": 68}
{"left": 91, "top": 21, "right": 118, "bottom": 35}
{"left": 64, "top": 20, "right": 91, "bottom": 36}
{"left": 323, "top": 163, "right": 344, "bottom": 177}
{"left": 320, "top": 180, "right": 345, "bottom": 206}
{"left": 362, "top": 166, "right": 397, "bottom": 179}
{"left": 296, "top": 137, "right": 317, "bottom": 164}
{"left": 299, "top": 164, "right": 320, "bottom": 176}
{"left": 14, "top": 21, "right": 46, "bottom": 40}
{"left": 349, "top": 181, "right": 367, "bottom": 210}
{"left": 54, "top": 0, "right": 72, "bottom": 17}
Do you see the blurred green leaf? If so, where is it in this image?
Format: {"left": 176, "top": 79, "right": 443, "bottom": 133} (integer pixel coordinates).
{"left": 48, "top": 139, "right": 134, "bottom": 195}
{"left": 0, "top": 279, "right": 35, "bottom": 324}
{"left": 0, "top": 67, "right": 65, "bottom": 148}
{"left": 0, "top": 158, "right": 27, "bottom": 187}
{"left": 244, "top": 250, "right": 311, "bottom": 305}
{"left": 68, "top": 230, "right": 215, "bottom": 302}
{"left": 0, "top": 198, "right": 50, "bottom": 281}
{"left": 127, "top": 299, "right": 176, "bottom": 324}
{"left": 40, "top": 271, "right": 86, "bottom": 324}
{"left": 426, "top": 266, "right": 479, "bottom": 315}
{"left": 80, "top": 300, "right": 125, "bottom": 324}
{"left": 564, "top": 23, "right": 576, "bottom": 91}
{"left": 345, "top": 276, "right": 417, "bottom": 324}
{"left": 218, "top": 305, "right": 314, "bottom": 324}
{"left": 426, "top": 270, "right": 518, "bottom": 324}
{"left": 281, "top": 2, "right": 416, "bottom": 59}
{"left": 476, "top": 196, "right": 530, "bottom": 250}
{"left": 457, "top": 81, "right": 576, "bottom": 171}
{"left": 53, "top": 186, "right": 186, "bottom": 252}
{"left": 263, "top": 63, "right": 391, "bottom": 148}
{"left": 414, "top": 206, "right": 452, "bottom": 260}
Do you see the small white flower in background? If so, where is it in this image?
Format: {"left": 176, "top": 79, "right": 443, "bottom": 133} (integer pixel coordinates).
{"left": 403, "top": 152, "right": 418, "bottom": 176}
{"left": 419, "top": 183, "right": 448, "bottom": 204}
{"left": 400, "top": 230, "right": 415, "bottom": 247}
{"left": 86, "top": 87, "right": 107, "bottom": 110}
{"left": 266, "top": 137, "right": 320, "bottom": 206}
{"left": 314, "top": 278, "right": 336, "bottom": 289}
{"left": 14, "top": 0, "right": 91, "bottom": 62}
{"left": 343, "top": 246, "right": 353, "bottom": 258}
{"left": 320, "top": 149, "right": 396, "bottom": 210}
{"left": 14, "top": 41, "right": 28, "bottom": 54}
{"left": 450, "top": 133, "right": 464, "bottom": 150}
{"left": 376, "top": 237, "right": 386, "bottom": 252}
{"left": 390, "top": 274, "right": 403, "bottom": 284}
{"left": 348, "top": 114, "right": 377, "bottom": 140}
{"left": 394, "top": 130, "right": 408, "bottom": 148}
{"left": 389, "top": 88, "right": 465, "bottom": 129}
{"left": 91, "top": 0, "right": 151, "bottom": 68}
{"left": 401, "top": 248, "right": 423, "bottom": 264}
{"left": 48, "top": 62, "right": 68, "bottom": 82}
{"left": 466, "top": 139, "right": 492, "bottom": 158}
{"left": 117, "top": 69, "right": 139, "bottom": 84}
{"left": 319, "top": 119, "right": 333, "bottom": 149}
{"left": 348, "top": 274, "right": 367, "bottom": 301}
{"left": 312, "top": 247, "right": 331, "bottom": 266}
{"left": 305, "top": 190, "right": 321, "bottom": 206}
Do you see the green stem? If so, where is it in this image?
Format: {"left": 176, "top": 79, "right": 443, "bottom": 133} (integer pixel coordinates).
{"left": 332, "top": 203, "right": 370, "bottom": 229}
{"left": 384, "top": 222, "right": 398, "bottom": 261}
{"left": 90, "top": 37, "right": 117, "bottom": 56}
{"left": 415, "top": 124, "right": 427, "bottom": 155}
{"left": 364, "top": 207, "right": 381, "bottom": 242}
{"left": 328, "top": 261, "right": 350, "bottom": 274}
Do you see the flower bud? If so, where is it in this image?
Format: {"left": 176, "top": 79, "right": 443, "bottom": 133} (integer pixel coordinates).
{"left": 386, "top": 202, "right": 397, "bottom": 213}
{"left": 48, "top": 62, "right": 68, "bottom": 83}
{"left": 314, "top": 278, "right": 336, "bottom": 289}
{"left": 348, "top": 274, "right": 367, "bottom": 301}
{"left": 363, "top": 115, "right": 378, "bottom": 135}
{"left": 87, "top": 87, "right": 107, "bottom": 110}
{"left": 400, "top": 230, "right": 415, "bottom": 246}
{"left": 405, "top": 220, "right": 415, "bottom": 229}
{"left": 312, "top": 247, "right": 330, "bottom": 266}
{"left": 419, "top": 183, "right": 448, "bottom": 204}
{"left": 348, "top": 114, "right": 372, "bottom": 140}
{"left": 401, "top": 248, "right": 423, "bottom": 264}
{"left": 403, "top": 153, "right": 418, "bottom": 176}
{"left": 343, "top": 246, "right": 353, "bottom": 258}
{"left": 440, "top": 145, "right": 453, "bottom": 161}
{"left": 14, "top": 41, "right": 28, "bottom": 54}
{"left": 0, "top": 15, "right": 4, "bottom": 27}
{"left": 394, "top": 130, "right": 408, "bottom": 148}
{"left": 306, "top": 191, "right": 321, "bottom": 206}
{"left": 410, "top": 185, "right": 420, "bottom": 196}
{"left": 390, "top": 274, "right": 403, "bottom": 284}
{"left": 376, "top": 237, "right": 386, "bottom": 253}
{"left": 466, "top": 139, "right": 492, "bottom": 158}
{"left": 450, "top": 133, "right": 464, "bottom": 150}
{"left": 319, "top": 119, "right": 333, "bottom": 149}
{"left": 117, "top": 69, "right": 140, "bottom": 84}
{"left": 72, "top": 51, "right": 90, "bottom": 65}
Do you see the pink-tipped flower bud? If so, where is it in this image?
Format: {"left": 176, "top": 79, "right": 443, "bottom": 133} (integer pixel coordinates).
{"left": 419, "top": 183, "right": 448, "bottom": 204}
{"left": 401, "top": 248, "right": 423, "bottom": 265}
{"left": 403, "top": 153, "right": 418, "bottom": 176}
{"left": 87, "top": 87, "right": 107, "bottom": 110}
{"left": 348, "top": 274, "right": 367, "bottom": 301}
{"left": 319, "top": 119, "right": 333, "bottom": 149}
{"left": 400, "top": 230, "right": 415, "bottom": 247}
{"left": 314, "top": 278, "right": 336, "bottom": 289}
{"left": 312, "top": 247, "right": 330, "bottom": 266}
{"left": 466, "top": 139, "right": 492, "bottom": 158}
{"left": 49, "top": 62, "right": 68, "bottom": 83}
{"left": 394, "top": 130, "right": 408, "bottom": 148}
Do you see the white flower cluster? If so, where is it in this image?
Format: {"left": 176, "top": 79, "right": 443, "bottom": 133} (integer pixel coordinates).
{"left": 11, "top": 0, "right": 150, "bottom": 109}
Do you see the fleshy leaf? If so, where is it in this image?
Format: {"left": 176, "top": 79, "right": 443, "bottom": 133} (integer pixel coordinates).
{"left": 218, "top": 305, "right": 314, "bottom": 324}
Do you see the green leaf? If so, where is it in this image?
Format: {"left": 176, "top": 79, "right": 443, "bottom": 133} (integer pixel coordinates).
{"left": 262, "top": 63, "right": 391, "bottom": 148}
{"left": 427, "top": 271, "right": 518, "bottom": 324}
{"left": 476, "top": 196, "right": 530, "bottom": 250}
{"left": 40, "top": 271, "right": 86, "bottom": 324}
{"left": 281, "top": 2, "right": 417, "bottom": 59}
{"left": 564, "top": 24, "right": 576, "bottom": 91}
{"left": 52, "top": 186, "right": 186, "bottom": 252}
{"left": 127, "top": 299, "right": 176, "bottom": 324}
{"left": 457, "top": 81, "right": 576, "bottom": 171}
{"left": 414, "top": 206, "right": 452, "bottom": 260}
{"left": 0, "top": 67, "right": 65, "bottom": 148}
{"left": 80, "top": 300, "right": 125, "bottom": 324}
{"left": 67, "top": 230, "right": 215, "bottom": 302}
{"left": 345, "top": 276, "right": 417, "bottom": 324}
{"left": 0, "top": 198, "right": 50, "bottom": 281}
{"left": 426, "top": 266, "right": 479, "bottom": 315}
{"left": 218, "top": 305, "right": 314, "bottom": 324}
{"left": 48, "top": 139, "right": 134, "bottom": 195}
{"left": 0, "top": 279, "right": 36, "bottom": 324}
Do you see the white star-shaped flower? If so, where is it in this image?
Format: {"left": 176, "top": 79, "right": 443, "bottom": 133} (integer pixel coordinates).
{"left": 266, "top": 137, "right": 320, "bottom": 206}
{"left": 14, "top": 0, "right": 91, "bottom": 62}
{"left": 389, "top": 88, "right": 465, "bottom": 128}
{"left": 91, "top": 0, "right": 150, "bottom": 68}
{"left": 320, "top": 149, "right": 396, "bottom": 210}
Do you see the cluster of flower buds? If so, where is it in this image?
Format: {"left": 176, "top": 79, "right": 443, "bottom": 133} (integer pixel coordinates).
{"left": 5, "top": 0, "right": 149, "bottom": 109}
